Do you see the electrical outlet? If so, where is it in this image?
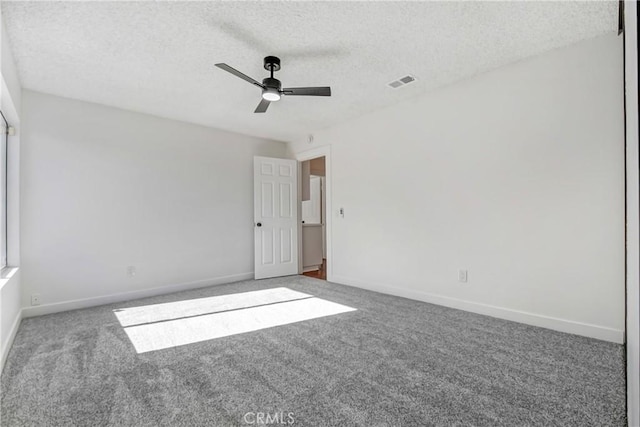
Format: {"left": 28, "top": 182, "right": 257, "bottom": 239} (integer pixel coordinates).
{"left": 126, "top": 266, "right": 136, "bottom": 277}
{"left": 31, "top": 294, "right": 41, "bottom": 306}
{"left": 458, "top": 269, "right": 468, "bottom": 283}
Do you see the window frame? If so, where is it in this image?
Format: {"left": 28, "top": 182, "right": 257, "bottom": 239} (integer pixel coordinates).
{"left": 0, "top": 109, "right": 8, "bottom": 268}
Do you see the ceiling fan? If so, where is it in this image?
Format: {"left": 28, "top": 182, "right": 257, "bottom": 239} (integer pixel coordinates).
{"left": 215, "top": 56, "right": 331, "bottom": 113}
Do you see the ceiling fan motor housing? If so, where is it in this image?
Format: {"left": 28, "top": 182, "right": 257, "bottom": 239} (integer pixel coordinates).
{"left": 262, "top": 77, "right": 281, "bottom": 90}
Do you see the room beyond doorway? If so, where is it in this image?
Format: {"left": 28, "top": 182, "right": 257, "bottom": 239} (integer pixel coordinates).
{"left": 300, "top": 154, "right": 327, "bottom": 281}
{"left": 303, "top": 258, "right": 327, "bottom": 280}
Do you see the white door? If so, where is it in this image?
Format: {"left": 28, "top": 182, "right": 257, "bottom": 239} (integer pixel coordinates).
{"left": 254, "top": 156, "right": 298, "bottom": 279}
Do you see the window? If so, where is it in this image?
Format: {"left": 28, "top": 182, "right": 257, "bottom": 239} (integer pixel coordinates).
{"left": 0, "top": 109, "right": 8, "bottom": 268}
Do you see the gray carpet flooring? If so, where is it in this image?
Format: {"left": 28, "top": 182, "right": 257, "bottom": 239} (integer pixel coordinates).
{"left": 0, "top": 276, "right": 627, "bottom": 426}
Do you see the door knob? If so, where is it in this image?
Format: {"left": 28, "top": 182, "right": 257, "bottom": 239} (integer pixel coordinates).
{"left": 256, "top": 222, "right": 262, "bottom": 227}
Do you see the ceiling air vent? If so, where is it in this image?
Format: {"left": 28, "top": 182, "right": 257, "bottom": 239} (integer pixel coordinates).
{"left": 387, "top": 75, "right": 416, "bottom": 89}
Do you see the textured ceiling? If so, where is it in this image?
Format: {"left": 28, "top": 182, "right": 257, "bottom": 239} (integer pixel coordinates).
{"left": 2, "top": 1, "right": 618, "bottom": 142}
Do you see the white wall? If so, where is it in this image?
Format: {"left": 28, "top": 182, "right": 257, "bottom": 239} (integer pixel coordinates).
{"left": 1, "top": 270, "right": 20, "bottom": 371}
{"left": 289, "top": 33, "right": 625, "bottom": 342}
{"left": 1, "top": 13, "right": 21, "bottom": 116}
{"left": 21, "top": 90, "right": 286, "bottom": 314}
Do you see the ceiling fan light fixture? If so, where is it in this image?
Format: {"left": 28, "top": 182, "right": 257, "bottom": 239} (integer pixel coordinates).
{"left": 262, "top": 89, "right": 281, "bottom": 102}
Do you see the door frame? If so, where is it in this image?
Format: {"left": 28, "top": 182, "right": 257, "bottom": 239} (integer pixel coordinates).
{"left": 296, "top": 145, "right": 332, "bottom": 281}
{"left": 624, "top": 0, "right": 639, "bottom": 423}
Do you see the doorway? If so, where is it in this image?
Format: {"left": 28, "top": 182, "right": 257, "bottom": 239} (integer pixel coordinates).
{"left": 296, "top": 146, "right": 332, "bottom": 281}
{"left": 301, "top": 158, "right": 326, "bottom": 280}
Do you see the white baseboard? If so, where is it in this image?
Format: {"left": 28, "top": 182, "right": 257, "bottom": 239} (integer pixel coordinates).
{"left": 1, "top": 308, "right": 22, "bottom": 374}
{"left": 331, "top": 275, "right": 624, "bottom": 344}
{"left": 22, "top": 272, "right": 254, "bottom": 318}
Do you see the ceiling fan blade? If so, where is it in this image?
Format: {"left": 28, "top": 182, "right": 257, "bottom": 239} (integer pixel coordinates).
{"left": 254, "top": 99, "right": 270, "bottom": 113}
{"left": 215, "top": 63, "right": 264, "bottom": 88}
{"left": 282, "top": 87, "right": 331, "bottom": 96}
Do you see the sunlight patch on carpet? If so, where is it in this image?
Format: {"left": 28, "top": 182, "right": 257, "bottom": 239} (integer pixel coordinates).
{"left": 114, "top": 288, "right": 356, "bottom": 353}
{"left": 113, "top": 287, "right": 311, "bottom": 327}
